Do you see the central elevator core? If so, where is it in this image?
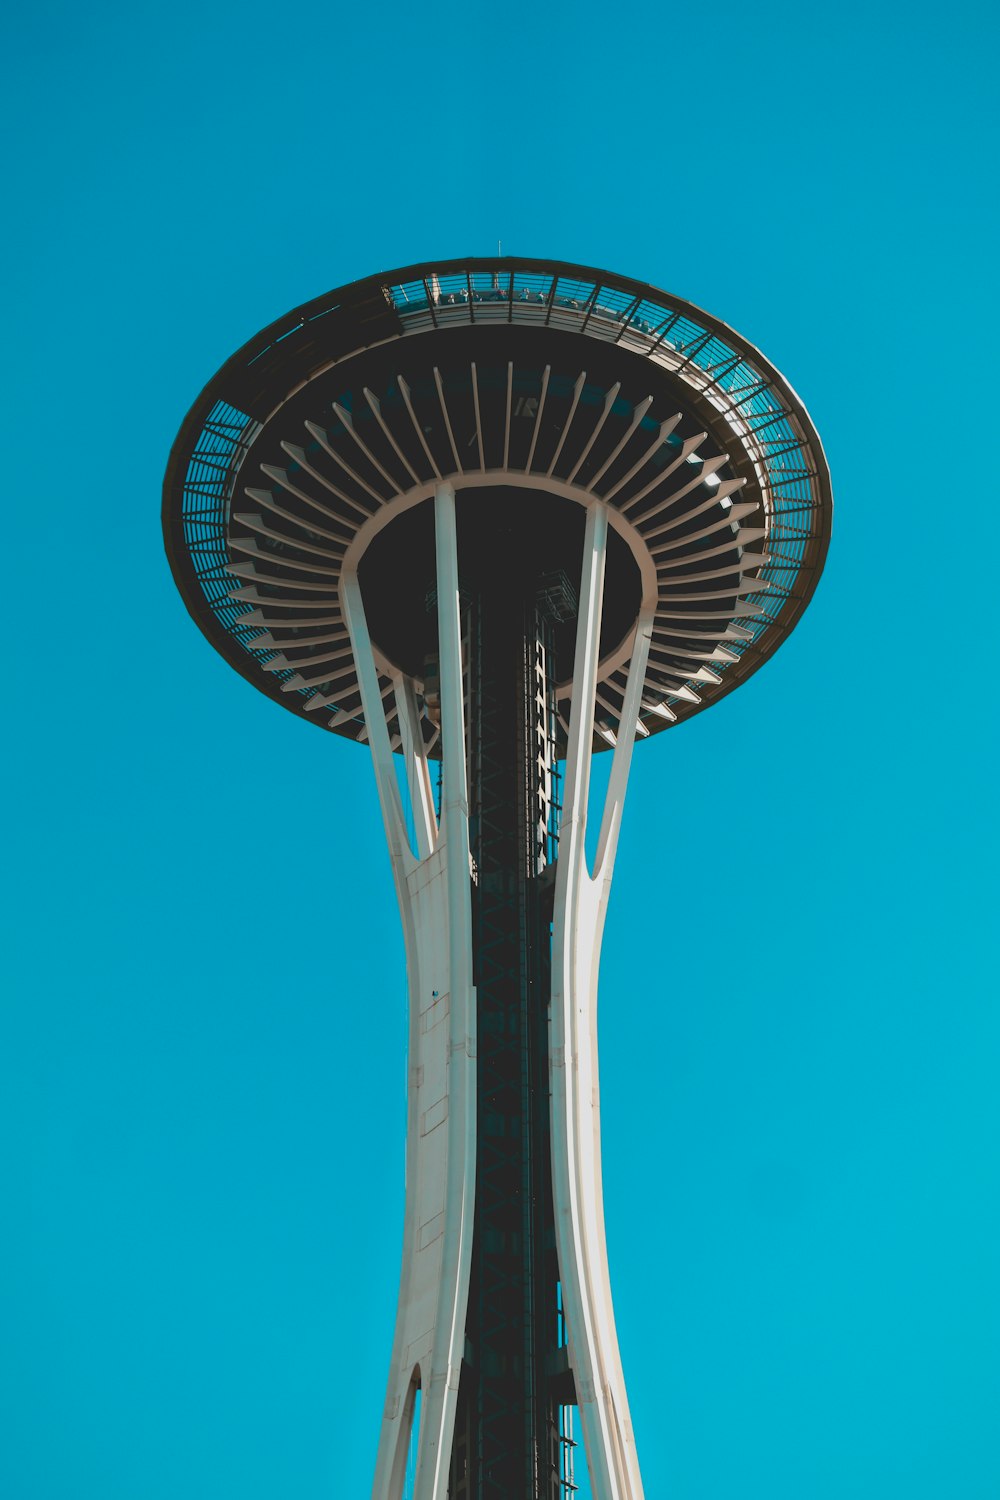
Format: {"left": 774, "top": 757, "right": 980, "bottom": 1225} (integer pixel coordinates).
{"left": 457, "top": 517, "right": 565, "bottom": 1500}
{"left": 359, "top": 488, "right": 642, "bottom": 695}
{"left": 361, "top": 491, "right": 641, "bottom": 1497}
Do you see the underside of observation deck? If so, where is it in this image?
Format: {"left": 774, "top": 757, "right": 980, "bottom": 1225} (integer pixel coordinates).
{"left": 163, "top": 258, "right": 831, "bottom": 757}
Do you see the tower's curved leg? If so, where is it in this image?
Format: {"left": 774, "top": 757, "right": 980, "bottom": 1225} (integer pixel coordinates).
{"left": 550, "top": 501, "right": 654, "bottom": 1500}
{"left": 344, "top": 483, "right": 476, "bottom": 1500}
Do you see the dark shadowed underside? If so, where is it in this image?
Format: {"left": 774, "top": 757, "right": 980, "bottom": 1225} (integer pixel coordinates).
{"left": 163, "top": 259, "right": 831, "bottom": 755}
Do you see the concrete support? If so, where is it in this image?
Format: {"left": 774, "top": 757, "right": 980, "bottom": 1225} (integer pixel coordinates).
{"left": 343, "top": 481, "right": 476, "bottom": 1500}
{"left": 550, "top": 502, "right": 654, "bottom": 1500}
{"left": 347, "top": 488, "right": 651, "bottom": 1500}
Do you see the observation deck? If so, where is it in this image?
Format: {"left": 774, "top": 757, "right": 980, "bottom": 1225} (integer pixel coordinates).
{"left": 163, "top": 257, "right": 832, "bottom": 753}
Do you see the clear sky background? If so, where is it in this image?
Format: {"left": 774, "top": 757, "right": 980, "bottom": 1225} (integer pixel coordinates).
{"left": 2, "top": 1, "right": 997, "bottom": 1496}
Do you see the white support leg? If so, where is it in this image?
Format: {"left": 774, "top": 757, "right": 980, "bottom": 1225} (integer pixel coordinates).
{"left": 415, "top": 483, "right": 476, "bottom": 1500}
{"left": 342, "top": 480, "right": 476, "bottom": 1500}
{"left": 393, "top": 669, "right": 437, "bottom": 862}
{"left": 550, "top": 501, "right": 653, "bottom": 1500}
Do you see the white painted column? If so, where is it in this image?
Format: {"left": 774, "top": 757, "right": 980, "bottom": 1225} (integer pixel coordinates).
{"left": 342, "top": 479, "right": 476, "bottom": 1500}
{"left": 550, "top": 500, "right": 653, "bottom": 1500}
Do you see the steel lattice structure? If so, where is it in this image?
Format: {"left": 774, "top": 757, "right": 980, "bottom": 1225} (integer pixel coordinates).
{"left": 163, "top": 257, "right": 832, "bottom": 1500}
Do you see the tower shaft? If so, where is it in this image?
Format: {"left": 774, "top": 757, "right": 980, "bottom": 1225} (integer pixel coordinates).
{"left": 345, "top": 485, "right": 652, "bottom": 1500}
{"left": 456, "top": 557, "right": 563, "bottom": 1497}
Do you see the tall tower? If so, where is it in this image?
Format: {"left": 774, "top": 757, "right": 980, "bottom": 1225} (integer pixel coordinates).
{"left": 163, "top": 258, "right": 832, "bottom": 1499}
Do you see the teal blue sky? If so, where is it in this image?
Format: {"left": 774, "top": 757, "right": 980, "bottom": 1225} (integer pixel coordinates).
{"left": 2, "top": 1, "right": 997, "bottom": 1496}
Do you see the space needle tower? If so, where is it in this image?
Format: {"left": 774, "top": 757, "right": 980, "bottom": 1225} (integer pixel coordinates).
{"left": 163, "top": 257, "right": 832, "bottom": 1499}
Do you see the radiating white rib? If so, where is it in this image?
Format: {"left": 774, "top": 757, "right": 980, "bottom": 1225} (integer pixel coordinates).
{"left": 668, "top": 651, "right": 731, "bottom": 675}
{"left": 244, "top": 488, "right": 354, "bottom": 542}
{"left": 331, "top": 402, "right": 404, "bottom": 495}
{"left": 652, "top": 534, "right": 746, "bottom": 568}
{"left": 328, "top": 703, "right": 363, "bottom": 729}
{"left": 397, "top": 375, "right": 441, "bottom": 478}
{"left": 566, "top": 382, "right": 621, "bottom": 483}
{"left": 265, "top": 453, "right": 370, "bottom": 520}
{"left": 247, "top": 627, "right": 350, "bottom": 649}
{"left": 589, "top": 395, "right": 652, "bottom": 489}
{"left": 226, "top": 569, "right": 339, "bottom": 597}
{"left": 651, "top": 621, "right": 753, "bottom": 646}
{"left": 640, "top": 479, "right": 747, "bottom": 544}
{"left": 647, "top": 648, "right": 724, "bottom": 677}
{"left": 656, "top": 645, "right": 743, "bottom": 669}
{"left": 229, "top": 588, "right": 338, "bottom": 606}
{"left": 731, "top": 599, "right": 771, "bottom": 616}
{"left": 470, "top": 363, "right": 486, "bottom": 471}
{"left": 600, "top": 412, "right": 682, "bottom": 501}
{"left": 235, "top": 609, "right": 344, "bottom": 629}
{"left": 303, "top": 424, "right": 389, "bottom": 506}
{"left": 650, "top": 626, "right": 738, "bottom": 646}
{"left": 261, "top": 633, "right": 351, "bottom": 656}
{"left": 257, "top": 463, "right": 353, "bottom": 522}
{"left": 285, "top": 658, "right": 360, "bottom": 693}
{"left": 616, "top": 431, "right": 707, "bottom": 514}
{"left": 503, "top": 361, "right": 513, "bottom": 470}
{"left": 594, "top": 688, "right": 630, "bottom": 725}
{"left": 701, "top": 498, "right": 759, "bottom": 526}
{"left": 632, "top": 455, "right": 729, "bottom": 528}
{"left": 649, "top": 517, "right": 763, "bottom": 558}
{"left": 662, "top": 582, "right": 770, "bottom": 602}
{"left": 233, "top": 514, "right": 345, "bottom": 562}
{"left": 656, "top": 558, "right": 770, "bottom": 586}
{"left": 640, "top": 488, "right": 751, "bottom": 546}
{"left": 227, "top": 580, "right": 339, "bottom": 602}
{"left": 653, "top": 603, "right": 765, "bottom": 623}
{"left": 299, "top": 662, "right": 363, "bottom": 707}
{"left": 364, "top": 387, "right": 421, "bottom": 485}
{"left": 525, "top": 364, "right": 550, "bottom": 472}
{"left": 649, "top": 679, "right": 701, "bottom": 704}
{"left": 263, "top": 645, "right": 354, "bottom": 675}
{"left": 547, "top": 370, "right": 586, "bottom": 477}
{"left": 433, "top": 369, "right": 463, "bottom": 474}
{"left": 645, "top": 704, "right": 678, "bottom": 723}
{"left": 647, "top": 648, "right": 704, "bottom": 679}
{"left": 227, "top": 539, "right": 339, "bottom": 578}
